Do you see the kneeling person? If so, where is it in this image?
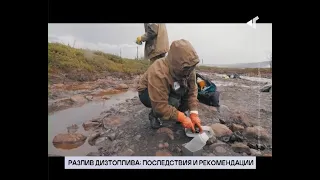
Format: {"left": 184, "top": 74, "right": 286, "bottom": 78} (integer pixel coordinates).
{"left": 137, "top": 39, "right": 203, "bottom": 133}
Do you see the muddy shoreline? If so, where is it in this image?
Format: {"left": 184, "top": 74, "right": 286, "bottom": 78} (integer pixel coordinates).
{"left": 48, "top": 72, "right": 272, "bottom": 157}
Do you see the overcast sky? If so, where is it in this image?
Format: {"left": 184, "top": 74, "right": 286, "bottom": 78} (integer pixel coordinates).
{"left": 48, "top": 23, "right": 272, "bottom": 64}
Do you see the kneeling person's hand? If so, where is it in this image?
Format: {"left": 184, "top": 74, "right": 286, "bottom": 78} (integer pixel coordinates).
{"left": 177, "top": 111, "right": 195, "bottom": 132}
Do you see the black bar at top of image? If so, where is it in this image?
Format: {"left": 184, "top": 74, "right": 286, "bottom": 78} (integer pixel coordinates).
{"left": 48, "top": 0, "right": 272, "bottom": 23}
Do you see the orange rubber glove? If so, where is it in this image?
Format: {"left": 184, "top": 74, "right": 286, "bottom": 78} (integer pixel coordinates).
{"left": 190, "top": 113, "right": 203, "bottom": 133}
{"left": 177, "top": 111, "right": 195, "bottom": 132}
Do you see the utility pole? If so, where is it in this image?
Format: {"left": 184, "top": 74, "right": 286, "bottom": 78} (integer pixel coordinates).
{"left": 136, "top": 46, "right": 139, "bottom": 60}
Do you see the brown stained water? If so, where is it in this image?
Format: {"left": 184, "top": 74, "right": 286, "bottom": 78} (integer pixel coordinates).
{"left": 48, "top": 90, "right": 137, "bottom": 156}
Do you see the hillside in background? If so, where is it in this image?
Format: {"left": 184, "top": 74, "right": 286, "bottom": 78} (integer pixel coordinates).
{"left": 48, "top": 43, "right": 150, "bottom": 82}
{"left": 48, "top": 42, "right": 272, "bottom": 83}
{"left": 205, "top": 61, "right": 271, "bottom": 68}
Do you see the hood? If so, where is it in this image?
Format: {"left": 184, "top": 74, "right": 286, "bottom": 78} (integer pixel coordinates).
{"left": 165, "top": 39, "right": 200, "bottom": 81}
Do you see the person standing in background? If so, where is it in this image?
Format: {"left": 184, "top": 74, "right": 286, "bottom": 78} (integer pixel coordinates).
{"left": 135, "top": 23, "right": 169, "bottom": 64}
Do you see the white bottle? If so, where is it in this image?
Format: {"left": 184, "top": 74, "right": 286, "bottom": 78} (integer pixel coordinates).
{"left": 184, "top": 132, "right": 209, "bottom": 153}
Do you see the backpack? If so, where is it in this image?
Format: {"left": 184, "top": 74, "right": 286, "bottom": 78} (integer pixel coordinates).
{"left": 196, "top": 72, "right": 220, "bottom": 107}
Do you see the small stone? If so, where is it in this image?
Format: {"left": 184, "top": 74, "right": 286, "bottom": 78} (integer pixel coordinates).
{"left": 244, "top": 126, "right": 271, "bottom": 141}
{"left": 95, "top": 137, "right": 108, "bottom": 146}
{"left": 202, "top": 152, "right": 208, "bottom": 156}
{"left": 231, "top": 143, "right": 251, "bottom": 154}
{"left": 175, "top": 147, "right": 182, "bottom": 153}
{"left": 230, "top": 111, "right": 251, "bottom": 127}
{"left": 256, "top": 144, "right": 266, "bottom": 150}
{"left": 88, "top": 132, "right": 101, "bottom": 146}
{"left": 108, "top": 133, "right": 116, "bottom": 141}
{"left": 163, "top": 142, "right": 169, "bottom": 148}
{"left": 207, "top": 153, "right": 214, "bottom": 156}
{"left": 219, "top": 118, "right": 226, "bottom": 124}
{"left": 67, "top": 124, "right": 78, "bottom": 133}
{"left": 129, "top": 145, "right": 135, "bottom": 150}
{"left": 206, "top": 136, "right": 217, "bottom": 145}
{"left": 231, "top": 124, "right": 244, "bottom": 132}
{"left": 102, "top": 95, "right": 111, "bottom": 100}
{"left": 116, "top": 84, "right": 129, "bottom": 90}
{"left": 263, "top": 153, "right": 272, "bottom": 157}
{"left": 215, "top": 146, "right": 227, "bottom": 154}
{"left": 158, "top": 143, "right": 164, "bottom": 149}
{"left": 155, "top": 150, "right": 172, "bottom": 156}
{"left": 82, "top": 121, "right": 100, "bottom": 131}
{"left": 250, "top": 149, "right": 262, "bottom": 156}
{"left": 210, "top": 123, "right": 233, "bottom": 137}
{"left": 157, "top": 127, "right": 174, "bottom": 140}
{"left": 87, "top": 152, "right": 100, "bottom": 156}
{"left": 247, "top": 143, "right": 256, "bottom": 149}
{"left": 118, "top": 149, "right": 135, "bottom": 156}
{"left": 85, "top": 95, "right": 93, "bottom": 101}
{"left": 70, "top": 95, "right": 87, "bottom": 103}
{"left": 103, "top": 116, "right": 121, "bottom": 128}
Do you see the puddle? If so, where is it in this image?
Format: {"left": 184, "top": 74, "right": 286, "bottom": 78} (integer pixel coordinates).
{"left": 48, "top": 90, "right": 138, "bottom": 156}
{"left": 213, "top": 80, "right": 260, "bottom": 89}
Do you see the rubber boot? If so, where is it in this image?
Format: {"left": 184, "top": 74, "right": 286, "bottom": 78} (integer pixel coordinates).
{"left": 149, "top": 110, "right": 162, "bottom": 129}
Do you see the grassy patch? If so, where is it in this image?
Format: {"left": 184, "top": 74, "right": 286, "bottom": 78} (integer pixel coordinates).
{"left": 48, "top": 43, "right": 149, "bottom": 76}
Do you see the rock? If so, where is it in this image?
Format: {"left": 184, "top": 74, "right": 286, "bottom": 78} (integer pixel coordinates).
{"left": 67, "top": 124, "right": 78, "bottom": 133}
{"left": 156, "top": 127, "right": 174, "bottom": 140}
{"left": 256, "top": 144, "right": 266, "bottom": 150}
{"left": 230, "top": 111, "right": 251, "bottom": 127}
{"left": 83, "top": 121, "right": 100, "bottom": 131}
{"left": 247, "top": 143, "right": 256, "bottom": 149}
{"left": 231, "top": 143, "right": 251, "bottom": 154}
{"left": 210, "top": 123, "right": 233, "bottom": 137}
{"left": 231, "top": 124, "right": 244, "bottom": 132}
{"left": 107, "top": 133, "right": 116, "bottom": 141}
{"left": 215, "top": 146, "right": 227, "bottom": 154}
{"left": 116, "top": 84, "right": 129, "bottom": 90}
{"left": 117, "top": 130, "right": 124, "bottom": 137}
{"left": 134, "top": 135, "right": 141, "bottom": 141}
{"left": 207, "top": 153, "right": 214, "bottom": 156}
{"left": 206, "top": 136, "right": 217, "bottom": 145}
{"left": 158, "top": 143, "right": 164, "bottom": 149}
{"left": 95, "top": 137, "right": 108, "bottom": 146}
{"left": 260, "top": 84, "right": 272, "bottom": 92}
{"left": 219, "top": 118, "right": 226, "bottom": 124}
{"left": 88, "top": 132, "right": 101, "bottom": 146}
{"left": 242, "top": 153, "right": 247, "bottom": 156}
{"left": 118, "top": 149, "right": 135, "bottom": 156}
{"left": 103, "top": 116, "right": 122, "bottom": 127}
{"left": 244, "top": 126, "right": 271, "bottom": 141}
{"left": 164, "top": 142, "right": 169, "bottom": 148}
{"left": 52, "top": 133, "right": 87, "bottom": 149}
{"left": 85, "top": 95, "right": 93, "bottom": 101}
{"left": 250, "top": 149, "right": 262, "bottom": 156}
{"left": 102, "top": 95, "right": 111, "bottom": 100}
{"left": 70, "top": 95, "right": 87, "bottom": 104}
{"left": 175, "top": 147, "right": 182, "bottom": 153}
{"left": 263, "top": 153, "right": 272, "bottom": 157}
{"left": 155, "top": 150, "right": 172, "bottom": 156}
{"left": 87, "top": 152, "right": 101, "bottom": 156}
{"left": 229, "top": 131, "right": 245, "bottom": 142}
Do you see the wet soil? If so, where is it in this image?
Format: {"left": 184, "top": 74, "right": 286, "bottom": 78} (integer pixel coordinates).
{"left": 48, "top": 72, "right": 272, "bottom": 157}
